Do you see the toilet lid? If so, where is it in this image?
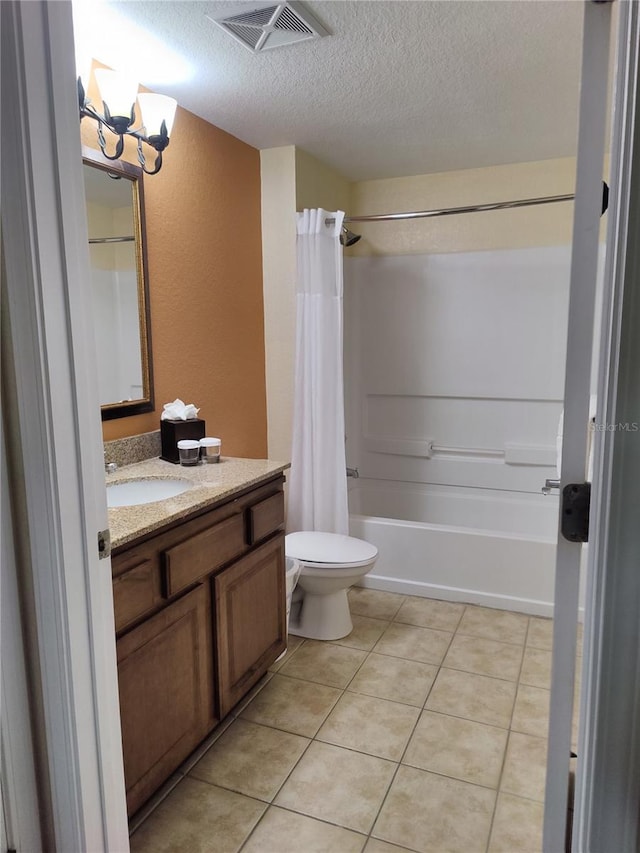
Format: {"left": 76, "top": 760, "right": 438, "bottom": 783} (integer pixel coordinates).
{"left": 285, "top": 532, "right": 377, "bottom": 565}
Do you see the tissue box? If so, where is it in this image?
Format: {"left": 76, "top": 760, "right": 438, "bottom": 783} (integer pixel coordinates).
{"left": 160, "top": 418, "right": 206, "bottom": 464}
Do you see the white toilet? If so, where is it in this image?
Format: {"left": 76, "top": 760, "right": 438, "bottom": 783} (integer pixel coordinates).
{"left": 285, "top": 531, "right": 378, "bottom": 641}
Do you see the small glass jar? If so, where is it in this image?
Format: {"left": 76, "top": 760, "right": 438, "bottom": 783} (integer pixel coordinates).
{"left": 199, "top": 437, "right": 221, "bottom": 463}
{"left": 177, "top": 439, "right": 200, "bottom": 466}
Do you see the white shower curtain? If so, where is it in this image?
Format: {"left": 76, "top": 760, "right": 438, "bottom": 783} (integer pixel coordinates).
{"left": 287, "top": 208, "right": 349, "bottom": 535}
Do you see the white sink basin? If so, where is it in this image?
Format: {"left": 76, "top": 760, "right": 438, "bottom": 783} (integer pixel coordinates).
{"left": 107, "top": 478, "right": 192, "bottom": 508}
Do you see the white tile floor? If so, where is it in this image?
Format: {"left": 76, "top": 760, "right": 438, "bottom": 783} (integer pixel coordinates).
{"left": 130, "top": 590, "right": 580, "bottom": 853}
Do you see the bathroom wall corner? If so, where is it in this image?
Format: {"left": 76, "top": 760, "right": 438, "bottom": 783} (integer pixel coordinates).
{"left": 260, "top": 146, "right": 297, "bottom": 463}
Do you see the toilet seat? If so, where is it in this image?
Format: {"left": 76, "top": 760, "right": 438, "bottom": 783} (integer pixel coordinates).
{"left": 285, "top": 531, "right": 378, "bottom": 569}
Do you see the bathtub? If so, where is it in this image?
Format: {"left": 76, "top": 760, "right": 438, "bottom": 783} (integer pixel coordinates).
{"left": 349, "top": 479, "right": 561, "bottom": 617}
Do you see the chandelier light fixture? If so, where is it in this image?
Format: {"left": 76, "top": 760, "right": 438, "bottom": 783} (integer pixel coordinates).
{"left": 78, "top": 68, "right": 177, "bottom": 175}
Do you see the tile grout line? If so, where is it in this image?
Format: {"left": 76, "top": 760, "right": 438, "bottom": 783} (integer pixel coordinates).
{"left": 238, "top": 804, "right": 374, "bottom": 853}
{"left": 239, "top": 611, "right": 399, "bottom": 853}
{"left": 235, "top": 737, "right": 319, "bottom": 852}
{"left": 258, "top": 599, "right": 528, "bottom": 848}
{"left": 271, "top": 607, "right": 407, "bottom": 849}
{"left": 321, "top": 601, "right": 530, "bottom": 848}
{"left": 446, "top": 605, "right": 531, "bottom": 853}
{"left": 484, "top": 614, "right": 531, "bottom": 853}
{"left": 235, "top": 629, "right": 355, "bottom": 853}
{"left": 132, "top": 595, "right": 545, "bottom": 852}
{"left": 359, "top": 602, "right": 469, "bottom": 849}
{"left": 239, "top": 618, "right": 388, "bottom": 849}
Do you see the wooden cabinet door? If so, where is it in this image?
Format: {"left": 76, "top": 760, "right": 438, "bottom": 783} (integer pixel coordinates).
{"left": 215, "top": 533, "right": 286, "bottom": 716}
{"left": 117, "top": 583, "right": 215, "bottom": 816}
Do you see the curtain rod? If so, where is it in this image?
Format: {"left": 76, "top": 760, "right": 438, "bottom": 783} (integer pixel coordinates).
{"left": 324, "top": 192, "right": 575, "bottom": 225}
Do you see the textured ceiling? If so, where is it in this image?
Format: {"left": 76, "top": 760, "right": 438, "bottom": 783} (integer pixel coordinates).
{"left": 93, "top": 0, "right": 584, "bottom": 181}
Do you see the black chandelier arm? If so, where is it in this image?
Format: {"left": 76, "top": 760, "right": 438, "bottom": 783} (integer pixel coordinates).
{"left": 79, "top": 102, "right": 104, "bottom": 124}
{"left": 78, "top": 87, "right": 171, "bottom": 175}
{"left": 136, "top": 138, "right": 164, "bottom": 175}
{"left": 129, "top": 126, "right": 170, "bottom": 151}
{"left": 141, "top": 151, "right": 164, "bottom": 176}
{"left": 80, "top": 105, "right": 140, "bottom": 162}
{"left": 102, "top": 101, "right": 136, "bottom": 136}
{"left": 79, "top": 102, "right": 138, "bottom": 131}
{"left": 96, "top": 120, "right": 125, "bottom": 161}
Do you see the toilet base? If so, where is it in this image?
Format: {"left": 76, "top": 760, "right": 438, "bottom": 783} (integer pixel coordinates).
{"left": 289, "top": 589, "right": 353, "bottom": 641}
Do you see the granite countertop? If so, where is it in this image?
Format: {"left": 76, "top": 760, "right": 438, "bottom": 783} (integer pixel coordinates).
{"left": 107, "top": 456, "right": 289, "bottom": 550}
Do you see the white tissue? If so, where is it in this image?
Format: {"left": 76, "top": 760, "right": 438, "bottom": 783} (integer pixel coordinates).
{"left": 161, "top": 398, "right": 200, "bottom": 421}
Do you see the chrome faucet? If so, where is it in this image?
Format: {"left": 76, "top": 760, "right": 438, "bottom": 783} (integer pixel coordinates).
{"left": 346, "top": 467, "right": 359, "bottom": 479}
{"left": 104, "top": 453, "right": 118, "bottom": 474}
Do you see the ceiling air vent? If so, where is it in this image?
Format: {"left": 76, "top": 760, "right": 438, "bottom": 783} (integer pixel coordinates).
{"left": 208, "top": 1, "right": 329, "bottom": 53}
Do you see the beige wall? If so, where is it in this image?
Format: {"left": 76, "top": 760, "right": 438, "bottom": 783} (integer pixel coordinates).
{"left": 260, "top": 147, "right": 353, "bottom": 463}
{"left": 295, "top": 148, "right": 351, "bottom": 213}
{"left": 260, "top": 146, "right": 297, "bottom": 462}
{"left": 349, "top": 157, "right": 579, "bottom": 256}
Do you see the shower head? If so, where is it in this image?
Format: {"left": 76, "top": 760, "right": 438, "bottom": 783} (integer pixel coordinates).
{"left": 340, "top": 225, "right": 361, "bottom": 247}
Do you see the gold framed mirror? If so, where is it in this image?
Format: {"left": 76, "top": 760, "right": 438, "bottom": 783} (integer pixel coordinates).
{"left": 82, "top": 146, "right": 154, "bottom": 420}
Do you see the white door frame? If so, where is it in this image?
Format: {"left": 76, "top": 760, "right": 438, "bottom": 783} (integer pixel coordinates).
{"left": 0, "top": 408, "right": 44, "bottom": 853}
{"left": 3, "top": 0, "right": 640, "bottom": 850}
{"left": 543, "top": 2, "right": 613, "bottom": 849}
{"left": 574, "top": 2, "right": 640, "bottom": 849}
{"left": 1, "top": 2, "right": 128, "bottom": 850}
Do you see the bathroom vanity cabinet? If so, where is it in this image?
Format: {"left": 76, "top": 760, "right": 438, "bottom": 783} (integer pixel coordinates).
{"left": 111, "top": 473, "right": 286, "bottom": 816}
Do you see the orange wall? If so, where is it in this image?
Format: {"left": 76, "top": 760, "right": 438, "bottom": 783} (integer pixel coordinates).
{"left": 83, "top": 79, "right": 267, "bottom": 457}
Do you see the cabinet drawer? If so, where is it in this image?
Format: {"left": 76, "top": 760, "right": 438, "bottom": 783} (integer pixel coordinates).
{"left": 113, "top": 558, "right": 161, "bottom": 633}
{"left": 247, "top": 491, "right": 285, "bottom": 545}
{"left": 163, "top": 512, "right": 245, "bottom": 597}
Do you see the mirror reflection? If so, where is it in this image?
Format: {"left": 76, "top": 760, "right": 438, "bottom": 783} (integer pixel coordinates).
{"left": 83, "top": 149, "right": 153, "bottom": 420}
